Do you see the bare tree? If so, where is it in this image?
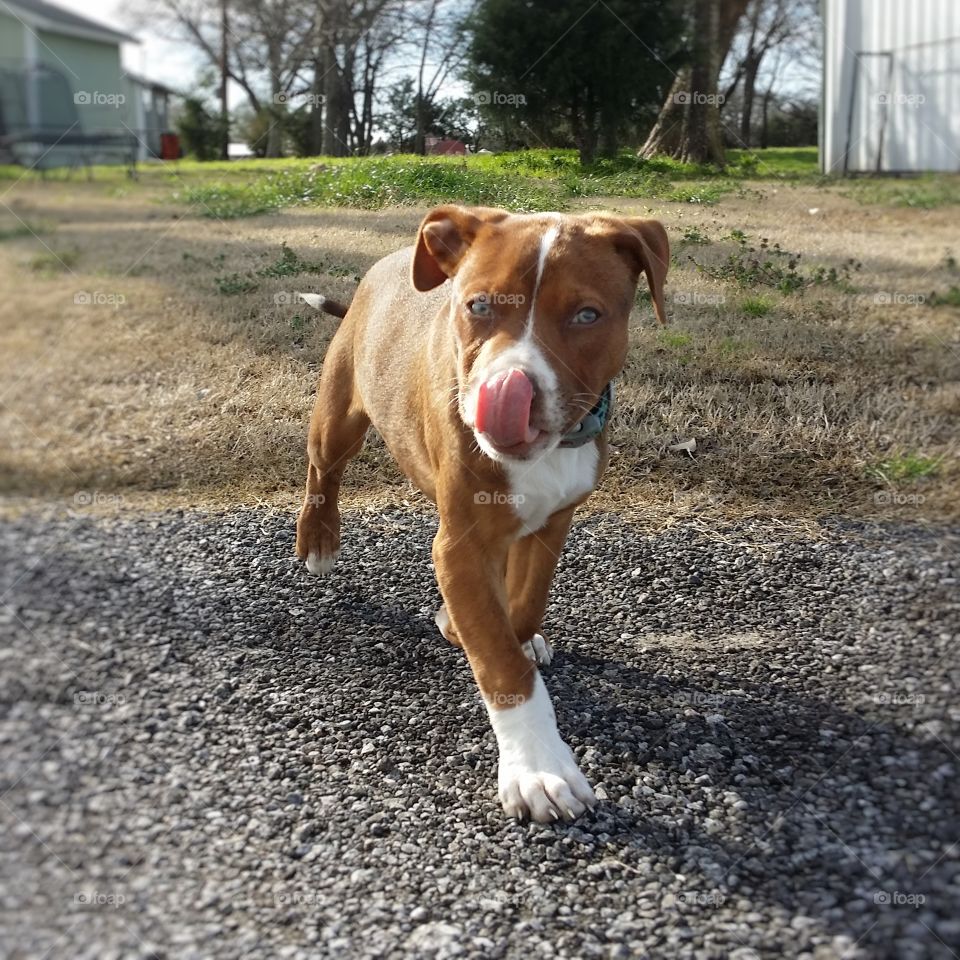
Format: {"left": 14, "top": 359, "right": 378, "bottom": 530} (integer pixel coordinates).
{"left": 233, "top": 0, "right": 315, "bottom": 155}
{"left": 409, "top": 0, "right": 472, "bottom": 154}
{"left": 639, "top": 0, "right": 751, "bottom": 163}
{"left": 735, "top": 0, "right": 790, "bottom": 145}
{"left": 131, "top": 0, "right": 468, "bottom": 158}
{"left": 135, "top": 0, "right": 313, "bottom": 155}
{"left": 312, "top": 0, "right": 401, "bottom": 156}
{"left": 719, "top": 0, "right": 819, "bottom": 145}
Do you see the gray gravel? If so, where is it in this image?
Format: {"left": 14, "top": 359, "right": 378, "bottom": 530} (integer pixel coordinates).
{"left": 1, "top": 505, "right": 958, "bottom": 960}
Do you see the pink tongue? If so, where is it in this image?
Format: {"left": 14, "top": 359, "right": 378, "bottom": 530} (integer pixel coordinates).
{"left": 476, "top": 369, "right": 538, "bottom": 448}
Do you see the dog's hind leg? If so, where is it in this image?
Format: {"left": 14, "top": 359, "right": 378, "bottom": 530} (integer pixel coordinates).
{"left": 296, "top": 331, "right": 369, "bottom": 576}
{"left": 434, "top": 603, "right": 463, "bottom": 647}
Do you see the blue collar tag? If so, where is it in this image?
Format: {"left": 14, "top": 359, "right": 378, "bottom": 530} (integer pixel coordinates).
{"left": 559, "top": 382, "right": 613, "bottom": 448}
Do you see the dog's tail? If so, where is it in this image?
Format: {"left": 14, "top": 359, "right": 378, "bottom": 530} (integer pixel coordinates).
{"left": 296, "top": 292, "right": 350, "bottom": 319}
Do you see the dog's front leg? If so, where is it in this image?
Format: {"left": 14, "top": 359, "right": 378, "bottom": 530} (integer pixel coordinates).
{"left": 432, "top": 514, "right": 595, "bottom": 822}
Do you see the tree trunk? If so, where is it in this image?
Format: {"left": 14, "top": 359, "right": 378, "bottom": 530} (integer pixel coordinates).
{"left": 740, "top": 53, "right": 761, "bottom": 146}
{"left": 682, "top": 0, "right": 723, "bottom": 164}
{"left": 599, "top": 108, "right": 619, "bottom": 158}
{"left": 414, "top": 93, "right": 426, "bottom": 154}
{"left": 309, "top": 53, "right": 325, "bottom": 156}
{"left": 638, "top": 69, "right": 691, "bottom": 158}
{"left": 577, "top": 131, "right": 598, "bottom": 166}
{"left": 571, "top": 87, "right": 598, "bottom": 166}
{"left": 352, "top": 46, "right": 375, "bottom": 155}
{"left": 414, "top": 0, "right": 438, "bottom": 156}
{"left": 361, "top": 66, "right": 375, "bottom": 154}
{"left": 340, "top": 44, "right": 355, "bottom": 153}
{"left": 760, "top": 86, "right": 774, "bottom": 148}
{"left": 266, "top": 55, "right": 283, "bottom": 158}
{"left": 321, "top": 42, "right": 346, "bottom": 156}
{"left": 219, "top": 0, "right": 229, "bottom": 160}
{"left": 639, "top": 0, "right": 751, "bottom": 161}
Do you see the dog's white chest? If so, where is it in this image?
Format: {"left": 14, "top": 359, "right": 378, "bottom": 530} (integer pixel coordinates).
{"left": 504, "top": 442, "right": 599, "bottom": 536}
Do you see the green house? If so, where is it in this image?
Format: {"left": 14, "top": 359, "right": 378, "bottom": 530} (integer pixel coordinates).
{"left": 0, "top": 0, "right": 175, "bottom": 168}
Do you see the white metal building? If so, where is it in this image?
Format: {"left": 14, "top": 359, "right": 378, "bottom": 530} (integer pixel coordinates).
{"left": 821, "top": 0, "right": 960, "bottom": 174}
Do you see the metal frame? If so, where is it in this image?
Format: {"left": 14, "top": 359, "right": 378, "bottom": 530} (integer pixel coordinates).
{"left": 843, "top": 50, "right": 893, "bottom": 175}
{"left": 0, "top": 59, "right": 137, "bottom": 176}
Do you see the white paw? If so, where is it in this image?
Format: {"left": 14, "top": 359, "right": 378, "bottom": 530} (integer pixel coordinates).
{"left": 499, "top": 755, "right": 595, "bottom": 822}
{"left": 306, "top": 549, "right": 338, "bottom": 576}
{"left": 522, "top": 633, "right": 553, "bottom": 666}
{"left": 435, "top": 604, "right": 453, "bottom": 640}
{"left": 487, "top": 673, "right": 595, "bottom": 822}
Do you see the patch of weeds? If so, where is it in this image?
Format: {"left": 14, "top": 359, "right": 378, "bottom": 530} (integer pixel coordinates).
{"left": 29, "top": 249, "right": 78, "bottom": 273}
{"left": 259, "top": 243, "right": 319, "bottom": 278}
{"left": 564, "top": 167, "right": 674, "bottom": 200}
{"left": 844, "top": 175, "right": 960, "bottom": 209}
{"left": 324, "top": 263, "right": 361, "bottom": 282}
{"left": 181, "top": 185, "right": 277, "bottom": 219}
{"left": 659, "top": 331, "right": 692, "bottom": 349}
{"left": 727, "top": 154, "right": 759, "bottom": 178}
{"left": 668, "top": 182, "right": 730, "bottom": 205}
{"left": 258, "top": 244, "right": 358, "bottom": 282}
{"left": 741, "top": 295, "right": 772, "bottom": 317}
{"left": 679, "top": 226, "right": 711, "bottom": 245}
{"left": 0, "top": 220, "right": 51, "bottom": 241}
{"left": 690, "top": 232, "right": 862, "bottom": 294}
{"left": 215, "top": 273, "right": 259, "bottom": 295}
{"left": 183, "top": 252, "right": 229, "bottom": 277}
{"left": 717, "top": 337, "right": 754, "bottom": 357}
{"left": 214, "top": 245, "right": 359, "bottom": 295}
{"left": 927, "top": 285, "right": 960, "bottom": 308}
{"left": 806, "top": 262, "right": 862, "bottom": 292}
{"left": 734, "top": 184, "right": 767, "bottom": 203}
{"left": 868, "top": 454, "right": 942, "bottom": 483}
{"left": 942, "top": 250, "right": 958, "bottom": 274}
{"left": 659, "top": 331, "right": 694, "bottom": 365}
{"left": 493, "top": 151, "right": 580, "bottom": 176}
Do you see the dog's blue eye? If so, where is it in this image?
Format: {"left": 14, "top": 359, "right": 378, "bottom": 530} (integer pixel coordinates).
{"left": 468, "top": 298, "right": 493, "bottom": 318}
{"left": 573, "top": 307, "right": 599, "bottom": 325}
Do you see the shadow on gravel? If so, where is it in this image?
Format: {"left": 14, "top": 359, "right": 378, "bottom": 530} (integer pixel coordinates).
{"left": 2, "top": 509, "right": 957, "bottom": 958}
{"left": 551, "top": 648, "right": 959, "bottom": 954}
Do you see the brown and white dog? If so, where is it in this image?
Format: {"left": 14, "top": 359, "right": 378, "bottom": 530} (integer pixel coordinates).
{"left": 296, "top": 205, "right": 669, "bottom": 822}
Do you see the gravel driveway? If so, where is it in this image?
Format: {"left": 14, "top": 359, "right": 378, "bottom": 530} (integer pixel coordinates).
{"left": 1, "top": 506, "right": 958, "bottom": 959}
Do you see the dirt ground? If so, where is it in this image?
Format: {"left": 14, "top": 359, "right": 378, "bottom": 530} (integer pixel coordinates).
{"left": 0, "top": 173, "right": 957, "bottom": 525}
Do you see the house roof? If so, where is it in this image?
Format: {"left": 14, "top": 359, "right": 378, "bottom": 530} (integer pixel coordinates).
{"left": 124, "top": 71, "right": 179, "bottom": 97}
{"left": 1, "top": 0, "right": 138, "bottom": 45}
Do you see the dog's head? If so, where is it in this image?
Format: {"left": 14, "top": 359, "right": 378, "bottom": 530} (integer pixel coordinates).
{"left": 411, "top": 205, "right": 669, "bottom": 462}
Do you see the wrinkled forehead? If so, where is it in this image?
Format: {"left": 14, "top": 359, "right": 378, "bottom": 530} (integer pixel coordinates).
{"left": 451, "top": 213, "right": 559, "bottom": 296}
{"left": 455, "top": 213, "right": 628, "bottom": 300}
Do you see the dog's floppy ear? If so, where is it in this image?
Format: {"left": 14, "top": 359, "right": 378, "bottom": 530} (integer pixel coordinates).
{"left": 611, "top": 217, "right": 671, "bottom": 326}
{"left": 411, "top": 205, "right": 509, "bottom": 291}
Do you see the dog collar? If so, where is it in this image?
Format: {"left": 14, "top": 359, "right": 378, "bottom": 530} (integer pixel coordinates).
{"left": 559, "top": 382, "right": 613, "bottom": 448}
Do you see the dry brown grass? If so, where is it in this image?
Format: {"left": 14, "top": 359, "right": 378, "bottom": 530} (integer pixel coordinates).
{"left": 0, "top": 177, "right": 957, "bottom": 525}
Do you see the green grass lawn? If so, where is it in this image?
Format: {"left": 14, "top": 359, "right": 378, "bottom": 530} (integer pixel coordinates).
{"left": 172, "top": 147, "right": 826, "bottom": 218}
{"left": 0, "top": 147, "right": 819, "bottom": 217}
{"left": 3, "top": 146, "right": 958, "bottom": 219}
